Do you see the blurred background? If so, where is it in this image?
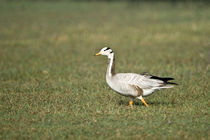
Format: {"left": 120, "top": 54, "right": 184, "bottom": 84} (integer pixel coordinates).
{"left": 0, "top": 0, "right": 209, "bottom": 139}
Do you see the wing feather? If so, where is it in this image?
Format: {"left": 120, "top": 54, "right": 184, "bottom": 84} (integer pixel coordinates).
{"left": 113, "top": 73, "right": 164, "bottom": 89}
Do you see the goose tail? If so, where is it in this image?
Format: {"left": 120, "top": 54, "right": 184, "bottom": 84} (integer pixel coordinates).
{"left": 150, "top": 75, "right": 178, "bottom": 87}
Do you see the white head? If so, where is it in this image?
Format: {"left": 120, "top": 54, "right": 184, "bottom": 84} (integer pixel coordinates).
{"left": 95, "top": 47, "right": 114, "bottom": 59}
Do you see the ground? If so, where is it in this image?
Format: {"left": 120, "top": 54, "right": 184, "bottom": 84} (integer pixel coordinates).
{"left": 0, "top": 1, "right": 209, "bottom": 139}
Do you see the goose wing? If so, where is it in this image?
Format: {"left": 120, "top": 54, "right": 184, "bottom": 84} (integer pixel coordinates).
{"left": 113, "top": 73, "right": 164, "bottom": 89}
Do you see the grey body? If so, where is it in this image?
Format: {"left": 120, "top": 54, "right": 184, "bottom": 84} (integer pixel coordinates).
{"left": 106, "top": 72, "right": 173, "bottom": 97}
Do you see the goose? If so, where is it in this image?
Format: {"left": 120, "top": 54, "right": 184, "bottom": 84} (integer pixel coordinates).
{"left": 95, "top": 47, "right": 177, "bottom": 107}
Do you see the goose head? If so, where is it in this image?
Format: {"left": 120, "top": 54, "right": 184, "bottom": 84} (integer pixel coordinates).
{"left": 95, "top": 47, "right": 114, "bottom": 59}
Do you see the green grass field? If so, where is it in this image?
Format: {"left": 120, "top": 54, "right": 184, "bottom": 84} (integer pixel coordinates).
{"left": 0, "top": 1, "right": 209, "bottom": 139}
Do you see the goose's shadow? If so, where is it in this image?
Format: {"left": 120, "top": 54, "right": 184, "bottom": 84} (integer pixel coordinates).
{"left": 118, "top": 100, "right": 174, "bottom": 106}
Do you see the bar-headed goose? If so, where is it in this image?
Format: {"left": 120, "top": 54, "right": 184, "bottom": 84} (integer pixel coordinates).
{"left": 95, "top": 47, "right": 177, "bottom": 107}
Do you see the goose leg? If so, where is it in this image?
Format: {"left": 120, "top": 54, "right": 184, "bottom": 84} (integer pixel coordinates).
{"left": 130, "top": 85, "right": 147, "bottom": 107}
{"left": 129, "top": 100, "right": 133, "bottom": 107}
{"left": 138, "top": 96, "right": 148, "bottom": 107}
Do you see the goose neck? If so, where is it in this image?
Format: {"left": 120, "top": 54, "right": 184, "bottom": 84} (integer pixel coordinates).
{"left": 107, "top": 54, "right": 115, "bottom": 77}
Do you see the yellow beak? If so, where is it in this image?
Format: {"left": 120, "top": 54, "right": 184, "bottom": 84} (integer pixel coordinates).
{"left": 95, "top": 52, "right": 101, "bottom": 56}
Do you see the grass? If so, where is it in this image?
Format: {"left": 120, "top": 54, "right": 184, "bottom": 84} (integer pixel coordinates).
{"left": 0, "top": 1, "right": 209, "bottom": 139}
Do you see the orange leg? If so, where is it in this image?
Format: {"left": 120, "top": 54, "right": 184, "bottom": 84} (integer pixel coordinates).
{"left": 129, "top": 100, "right": 133, "bottom": 107}
{"left": 141, "top": 97, "right": 148, "bottom": 107}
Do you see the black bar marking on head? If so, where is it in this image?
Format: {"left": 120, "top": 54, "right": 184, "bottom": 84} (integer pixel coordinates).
{"left": 110, "top": 50, "right": 113, "bottom": 53}
{"left": 104, "top": 47, "right": 110, "bottom": 51}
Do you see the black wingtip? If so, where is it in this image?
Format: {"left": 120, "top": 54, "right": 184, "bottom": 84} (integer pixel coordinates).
{"left": 166, "top": 82, "right": 178, "bottom": 85}
{"left": 150, "top": 75, "right": 178, "bottom": 85}
{"left": 150, "top": 76, "right": 174, "bottom": 81}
